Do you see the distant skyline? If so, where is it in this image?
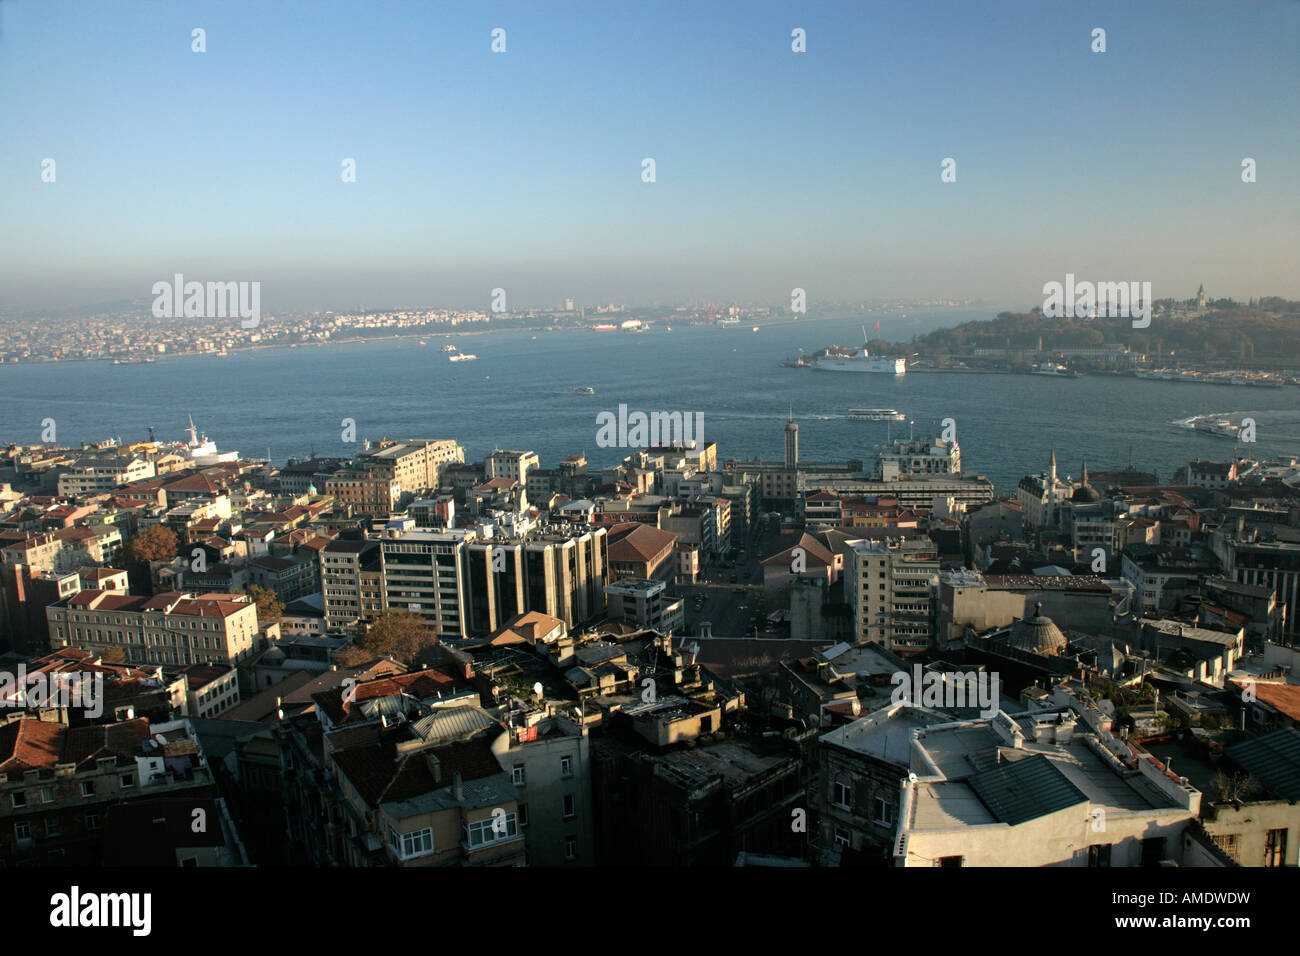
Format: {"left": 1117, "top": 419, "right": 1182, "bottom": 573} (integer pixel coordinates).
{"left": 2, "top": 0, "right": 1297, "bottom": 314}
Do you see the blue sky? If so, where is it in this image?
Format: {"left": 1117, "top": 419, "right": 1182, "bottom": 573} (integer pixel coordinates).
{"left": 1, "top": 0, "right": 1296, "bottom": 312}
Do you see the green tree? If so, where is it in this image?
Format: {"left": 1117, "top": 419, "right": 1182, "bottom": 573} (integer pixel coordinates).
{"left": 245, "top": 584, "right": 284, "bottom": 625}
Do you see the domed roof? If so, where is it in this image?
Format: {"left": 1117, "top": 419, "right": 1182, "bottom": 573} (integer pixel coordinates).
{"left": 1005, "top": 603, "right": 1067, "bottom": 656}
{"left": 1071, "top": 459, "right": 1100, "bottom": 503}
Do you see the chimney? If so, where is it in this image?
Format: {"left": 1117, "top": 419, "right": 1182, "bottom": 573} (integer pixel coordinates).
{"left": 425, "top": 754, "right": 442, "bottom": 784}
{"left": 452, "top": 770, "right": 464, "bottom": 800}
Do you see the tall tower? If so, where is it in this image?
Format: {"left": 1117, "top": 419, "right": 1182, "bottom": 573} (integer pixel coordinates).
{"left": 784, "top": 407, "right": 799, "bottom": 469}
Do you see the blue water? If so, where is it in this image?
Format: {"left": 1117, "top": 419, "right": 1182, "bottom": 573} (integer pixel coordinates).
{"left": 1, "top": 312, "right": 1296, "bottom": 494}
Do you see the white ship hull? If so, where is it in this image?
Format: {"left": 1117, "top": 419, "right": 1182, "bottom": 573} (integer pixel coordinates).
{"left": 814, "top": 357, "right": 906, "bottom": 374}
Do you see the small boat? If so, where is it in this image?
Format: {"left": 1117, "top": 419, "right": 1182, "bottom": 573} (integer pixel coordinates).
{"left": 449, "top": 353, "right": 477, "bottom": 362}
{"left": 440, "top": 343, "right": 456, "bottom": 352}
{"left": 574, "top": 386, "right": 596, "bottom": 395}
{"left": 417, "top": 341, "right": 427, "bottom": 347}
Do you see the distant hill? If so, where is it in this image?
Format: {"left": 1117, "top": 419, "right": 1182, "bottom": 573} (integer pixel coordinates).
{"left": 913, "top": 298, "right": 1300, "bottom": 362}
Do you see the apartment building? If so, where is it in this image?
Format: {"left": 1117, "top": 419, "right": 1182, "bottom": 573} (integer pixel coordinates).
{"left": 57, "top": 456, "right": 157, "bottom": 498}
{"left": 502, "top": 711, "right": 594, "bottom": 865}
{"left": 875, "top": 436, "right": 961, "bottom": 479}
{"left": 45, "top": 590, "right": 260, "bottom": 667}
{"left": 0, "top": 713, "right": 238, "bottom": 866}
{"left": 320, "top": 538, "right": 382, "bottom": 632}
{"left": 603, "top": 577, "right": 684, "bottom": 635}
{"left": 360, "top": 439, "right": 465, "bottom": 495}
{"left": 278, "top": 673, "right": 525, "bottom": 867}
{"left": 845, "top": 537, "right": 940, "bottom": 655}
{"left": 381, "top": 530, "right": 472, "bottom": 640}
{"left": 325, "top": 469, "right": 401, "bottom": 516}
{"left": 486, "top": 449, "right": 539, "bottom": 487}
{"left": 890, "top": 687, "right": 1203, "bottom": 867}
{"left": 524, "top": 527, "right": 608, "bottom": 628}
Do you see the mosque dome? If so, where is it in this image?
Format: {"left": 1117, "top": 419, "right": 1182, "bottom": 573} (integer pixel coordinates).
{"left": 1006, "top": 603, "right": 1068, "bottom": 657}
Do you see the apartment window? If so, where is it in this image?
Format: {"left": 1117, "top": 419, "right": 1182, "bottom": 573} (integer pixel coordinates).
{"left": 85, "top": 812, "right": 99, "bottom": 830}
{"left": 465, "top": 813, "right": 518, "bottom": 847}
{"left": 14, "top": 822, "right": 31, "bottom": 840}
{"left": 46, "top": 817, "right": 60, "bottom": 837}
{"left": 1088, "top": 843, "right": 1111, "bottom": 868}
{"left": 832, "top": 781, "right": 852, "bottom": 810}
{"left": 11, "top": 792, "right": 26, "bottom": 809}
{"left": 873, "top": 797, "right": 895, "bottom": 826}
{"left": 518, "top": 803, "right": 528, "bottom": 827}
{"left": 565, "top": 836, "right": 577, "bottom": 861}
{"left": 40, "top": 788, "right": 53, "bottom": 804}
{"left": 834, "top": 828, "right": 851, "bottom": 848}
{"left": 562, "top": 794, "right": 576, "bottom": 819}
{"left": 1265, "top": 828, "right": 1288, "bottom": 868}
{"left": 1212, "top": 833, "right": 1240, "bottom": 860}
{"left": 400, "top": 827, "right": 435, "bottom": 859}
{"left": 120, "top": 774, "right": 135, "bottom": 789}
{"left": 937, "top": 855, "right": 963, "bottom": 868}
{"left": 511, "top": 764, "right": 525, "bottom": 786}
{"left": 560, "top": 755, "right": 573, "bottom": 777}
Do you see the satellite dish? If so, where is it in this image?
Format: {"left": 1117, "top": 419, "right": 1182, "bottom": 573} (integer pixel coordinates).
{"left": 532, "top": 682, "right": 543, "bottom": 698}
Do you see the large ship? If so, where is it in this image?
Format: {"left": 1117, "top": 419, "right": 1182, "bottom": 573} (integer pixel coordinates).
{"left": 1171, "top": 414, "right": 1241, "bottom": 439}
{"left": 847, "top": 408, "right": 906, "bottom": 421}
{"left": 813, "top": 328, "right": 906, "bottom": 374}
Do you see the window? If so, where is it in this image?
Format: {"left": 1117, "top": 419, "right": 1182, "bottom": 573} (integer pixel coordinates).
{"left": 832, "top": 780, "right": 852, "bottom": 810}
{"left": 46, "top": 817, "right": 60, "bottom": 837}
{"left": 399, "top": 827, "right": 435, "bottom": 859}
{"left": 40, "top": 788, "right": 53, "bottom": 804}
{"left": 562, "top": 794, "right": 575, "bottom": 819}
{"left": 565, "top": 836, "right": 577, "bottom": 861}
{"left": 511, "top": 764, "right": 525, "bottom": 786}
{"left": 873, "top": 797, "right": 895, "bottom": 826}
{"left": 1265, "top": 828, "right": 1288, "bottom": 868}
{"left": 1212, "top": 833, "right": 1239, "bottom": 860}
{"left": 14, "top": 822, "right": 31, "bottom": 840}
{"left": 834, "top": 828, "right": 851, "bottom": 848}
{"left": 560, "top": 755, "right": 573, "bottom": 777}
{"left": 120, "top": 774, "right": 134, "bottom": 789}
{"left": 85, "top": 812, "right": 99, "bottom": 830}
{"left": 11, "top": 792, "right": 26, "bottom": 809}
{"left": 518, "top": 804, "right": 528, "bottom": 827}
{"left": 1088, "top": 843, "right": 1111, "bottom": 867}
{"left": 937, "top": 855, "right": 963, "bottom": 868}
{"left": 465, "top": 813, "right": 518, "bottom": 847}
{"left": 80, "top": 781, "right": 95, "bottom": 798}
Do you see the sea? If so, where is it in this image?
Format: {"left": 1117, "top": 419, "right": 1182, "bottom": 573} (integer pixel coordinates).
{"left": 2, "top": 311, "right": 1297, "bottom": 495}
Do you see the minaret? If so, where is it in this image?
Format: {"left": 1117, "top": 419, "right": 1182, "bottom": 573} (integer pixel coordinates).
{"left": 1081, "top": 459, "right": 1089, "bottom": 487}
{"left": 784, "top": 406, "right": 799, "bottom": 469}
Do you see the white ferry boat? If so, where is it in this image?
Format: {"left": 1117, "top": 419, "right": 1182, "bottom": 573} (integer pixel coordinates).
{"left": 449, "top": 352, "right": 477, "bottom": 362}
{"left": 813, "top": 328, "right": 906, "bottom": 374}
{"left": 847, "top": 408, "right": 906, "bottom": 421}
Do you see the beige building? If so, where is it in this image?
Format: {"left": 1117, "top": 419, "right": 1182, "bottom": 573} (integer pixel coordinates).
{"left": 46, "top": 590, "right": 259, "bottom": 667}
{"left": 360, "top": 439, "right": 464, "bottom": 495}
{"left": 845, "top": 537, "right": 939, "bottom": 655}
